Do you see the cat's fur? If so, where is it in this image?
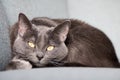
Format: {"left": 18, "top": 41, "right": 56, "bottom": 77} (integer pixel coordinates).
{"left": 8, "top": 13, "right": 119, "bottom": 69}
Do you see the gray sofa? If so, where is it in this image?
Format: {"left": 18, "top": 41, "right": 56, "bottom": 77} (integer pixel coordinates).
{"left": 0, "top": 0, "right": 120, "bottom": 80}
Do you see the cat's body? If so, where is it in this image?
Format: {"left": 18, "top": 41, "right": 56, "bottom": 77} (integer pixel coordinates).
{"left": 8, "top": 13, "right": 119, "bottom": 69}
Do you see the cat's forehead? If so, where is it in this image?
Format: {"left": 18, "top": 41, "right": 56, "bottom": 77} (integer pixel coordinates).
{"left": 32, "top": 24, "right": 54, "bottom": 36}
{"left": 32, "top": 25, "right": 54, "bottom": 49}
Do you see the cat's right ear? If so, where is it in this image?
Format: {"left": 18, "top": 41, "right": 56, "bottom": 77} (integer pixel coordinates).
{"left": 52, "top": 20, "right": 71, "bottom": 42}
{"left": 18, "top": 13, "right": 32, "bottom": 37}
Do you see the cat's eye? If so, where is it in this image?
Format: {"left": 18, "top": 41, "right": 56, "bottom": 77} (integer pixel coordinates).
{"left": 28, "top": 41, "right": 35, "bottom": 48}
{"left": 47, "top": 46, "right": 55, "bottom": 51}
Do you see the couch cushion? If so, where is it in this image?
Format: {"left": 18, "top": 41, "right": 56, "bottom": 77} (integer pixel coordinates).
{"left": 1, "top": 0, "right": 69, "bottom": 26}
{"left": 0, "top": 68, "right": 120, "bottom": 80}
{"left": 0, "top": 1, "right": 11, "bottom": 70}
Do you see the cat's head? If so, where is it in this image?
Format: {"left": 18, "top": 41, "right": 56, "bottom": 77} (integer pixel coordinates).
{"left": 12, "top": 13, "right": 71, "bottom": 67}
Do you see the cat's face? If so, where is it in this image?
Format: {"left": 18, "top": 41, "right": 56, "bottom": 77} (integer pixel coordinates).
{"left": 12, "top": 13, "right": 71, "bottom": 67}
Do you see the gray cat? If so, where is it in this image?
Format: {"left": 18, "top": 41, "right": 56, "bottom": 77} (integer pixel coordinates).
{"left": 7, "top": 13, "right": 119, "bottom": 70}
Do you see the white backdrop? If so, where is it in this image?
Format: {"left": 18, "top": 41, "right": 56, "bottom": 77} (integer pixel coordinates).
{"left": 68, "top": 0, "right": 120, "bottom": 61}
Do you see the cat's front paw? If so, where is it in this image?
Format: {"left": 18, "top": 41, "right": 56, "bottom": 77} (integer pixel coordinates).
{"left": 6, "top": 59, "right": 32, "bottom": 70}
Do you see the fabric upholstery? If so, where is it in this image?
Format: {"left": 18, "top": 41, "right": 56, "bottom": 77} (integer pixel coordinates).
{"left": 0, "top": 68, "right": 120, "bottom": 80}
{"left": 0, "top": 1, "right": 11, "bottom": 70}
{"left": 1, "top": 0, "right": 69, "bottom": 25}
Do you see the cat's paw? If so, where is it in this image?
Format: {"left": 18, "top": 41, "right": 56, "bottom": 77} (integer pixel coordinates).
{"left": 6, "top": 59, "right": 32, "bottom": 70}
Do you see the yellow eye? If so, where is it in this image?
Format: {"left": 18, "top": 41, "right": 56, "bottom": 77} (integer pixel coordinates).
{"left": 28, "top": 41, "right": 35, "bottom": 48}
{"left": 47, "top": 46, "right": 54, "bottom": 51}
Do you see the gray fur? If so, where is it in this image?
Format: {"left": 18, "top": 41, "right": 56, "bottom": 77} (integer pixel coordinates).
{"left": 7, "top": 13, "right": 120, "bottom": 70}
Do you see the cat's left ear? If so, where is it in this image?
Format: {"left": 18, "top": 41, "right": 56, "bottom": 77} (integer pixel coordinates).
{"left": 18, "top": 13, "right": 32, "bottom": 37}
{"left": 52, "top": 20, "right": 71, "bottom": 42}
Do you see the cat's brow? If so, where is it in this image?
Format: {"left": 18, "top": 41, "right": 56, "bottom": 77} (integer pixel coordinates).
{"left": 33, "top": 25, "right": 52, "bottom": 36}
{"left": 32, "top": 25, "right": 54, "bottom": 49}
{"left": 37, "top": 33, "right": 48, "bottom": 50}
{"left": 34, "top": 25, "right": 49, "bottom": 49}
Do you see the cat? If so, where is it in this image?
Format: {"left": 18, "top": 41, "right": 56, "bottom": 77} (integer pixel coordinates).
{"left": 8, "top": 13, "right": 120, "bottom": 69}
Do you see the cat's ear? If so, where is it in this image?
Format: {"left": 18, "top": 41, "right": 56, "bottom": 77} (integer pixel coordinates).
{"left": 52, "top": 20, "right": 71, "bottom": 42}
{"left": 18, "top": 13, "right": 32, "bottom": 37}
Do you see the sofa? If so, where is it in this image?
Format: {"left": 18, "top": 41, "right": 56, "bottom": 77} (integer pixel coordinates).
{"left": 0, "top": 0, "right": 120, "bottom": 80}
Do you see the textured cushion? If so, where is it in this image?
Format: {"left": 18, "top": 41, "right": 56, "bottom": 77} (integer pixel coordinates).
{"left": 0, "top": 1, "right": 11, "bottom": 70}
{"left": 1, "top": 0, "right": 69, "bottom": 26}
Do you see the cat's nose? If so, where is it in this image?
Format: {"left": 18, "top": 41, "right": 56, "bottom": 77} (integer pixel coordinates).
{"left": 36, "top": 52, "right": 44, "bottom": 60}
{"left": 37, "top": 55, "right": 43, "bottom": 60}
